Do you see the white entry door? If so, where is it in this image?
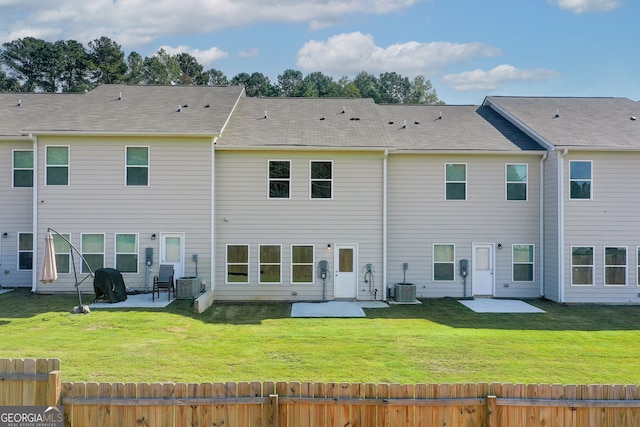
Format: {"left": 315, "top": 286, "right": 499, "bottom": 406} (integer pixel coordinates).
{"left": 334, "top": 244, "right": 357, "bottom": 299}
{"left": 160, "top": 233, "right": 185, "bottom": 280}
{"left": 472, "top": 243, "right": 494, "bottom": 296}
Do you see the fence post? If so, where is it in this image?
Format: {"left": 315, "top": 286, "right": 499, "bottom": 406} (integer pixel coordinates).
{"left": 47, "top": 370, "right": 62, "bottom": 406}
{"left": 269, "top": 394, "right": 279, "bottom": 427}
{"left": 486, "top": 395, "right": 497, "bottom": 427}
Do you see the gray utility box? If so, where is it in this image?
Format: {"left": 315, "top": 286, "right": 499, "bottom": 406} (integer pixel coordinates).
{"left": 394, "top": 283, "right": 416, "bottom": 303}
{"left": 176, "top": 277, "right": 200, "bottom": 299}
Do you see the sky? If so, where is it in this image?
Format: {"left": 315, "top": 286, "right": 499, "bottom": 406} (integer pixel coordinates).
{"left": 0, "top": 0, "right": 637, "bottom": 105}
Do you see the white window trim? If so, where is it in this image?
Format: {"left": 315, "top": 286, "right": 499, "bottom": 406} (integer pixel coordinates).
{"left": 226, "top": 244, "right": 250, "bottom": 285}
{"left": 12, "top": 149, "right": 34, "bottom": 188}
{"left": 268, "top": 160, "right": 291, "bottom": 200}
{"left": 512, "top": 244, "right": 535, "bottom": 282}
{"left": 114, "top": 233, "right": 139, "bottom": 274}
{"left": 433, "top": 243, "right": 455, "bottom": 282}
{"left": 571, "top": 246, "right": 594, "bottom": 287}
{"left": 444, "top": 163, "right": 467, "bottom": 201}
{"left": 291, "top": 244, "right": 315, "bottom": 284}
{"left": 505, "top": 163, "right": 528, "bottom": 202}
{"left": 125, "top": 146, "right": 150, "bottom": 187}
{"left": 45, "top": 145, "right": 70, "bottom": 186}
{"left": 81, "top": 233, "right": 105, "bottom": 273}
{"left": 604, "top": 246, "right": 627, "bottom": 287}
{"left": 17, "top": 232, "right": 33, "bottom": 271}
{"left": 569, "top": 160, "right": 593, "bottom": 200}
{"left": 309, "top": 160, "right": 333, "bottom": 200}
{"left": 258, "top": 244, "right": 282, "bottom": 284}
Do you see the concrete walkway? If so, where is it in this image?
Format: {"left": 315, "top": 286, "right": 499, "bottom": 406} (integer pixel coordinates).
{"left": 458, "top": 299, "right": 545, "bottom": 313}
{"left": 291, "top": 301, "right": 388, "bottom": 318}
{"left": 90, "top": 292, "right": 174, "bottom": 309}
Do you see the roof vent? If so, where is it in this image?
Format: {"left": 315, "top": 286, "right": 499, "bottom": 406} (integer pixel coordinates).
{"left": 414, "top": 121, "right": 420, "bottom": 125}
{"left": 319, "top": 117, "right": 325, "bottom": 121}
{"left": 388, "top": 121, "right": 394, "bottom": 125}
{"left": 631, "top": 116, "right": 637, "bottom": 121}
{"left": 118, "top": 92, "right": 123, "bottom": 100}
{"left": 264, "top": 110, "right": 268, "bottom": 119}
{"left": 341, "top": 106, "right": 346, "bottom": 114}
{"left": 402, "top": 120, "right": 407, "bottom": 129}
{"left": 177, "top": 105, "right": 182, "bottom": 112}
{"left": 554, "top": 108, "right": 560, "bottom": 119}
{"left": 437, "top": 111, "right": 442, "bottom": 120}
{"left": 17, "top": 99, "right": 22, "bottom": 107}
{"left": 204, "top": 104, "right": 210, "bottom": 108}
{"left": 349, "top": 117, "right": 360, "bottom": 121}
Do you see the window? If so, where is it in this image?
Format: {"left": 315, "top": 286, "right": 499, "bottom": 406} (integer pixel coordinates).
{"left": 571, "top": 246, "right": 593, "bottom": 285}
{"left": 513, "top": 244, "right": 534, "bottom": 282}
{"left": 605, "top": 246, "right": 626, "bottom": 285}
{"left": 445, "top": 164, "right": 466, "bottom": 200}
{"left": 18, "top": 233, "right": 33, "bottom": 270}
{"left": 126, "top": 147, "right": 149, "bottom": 186}
{"left": 46, "top": 146, "right": 69, "bottom": 186}
{"left": 269, "top": 160, "right": 290, "bottom": 199}
{"left": 115, "top": 234, "right": 138, "bottom": 273}
{"left": 53, "top": 233, "right": 70, "bottom": 274}
{"left": 433, "top": 244, "right": 455, "bottom": 281}
{"left": 310, "top": 161, "right": 332, "bottom": 199}
{"left": 506, "top": 164, "right": 527, "bottom": 201}
{"left": 81, "top": 234, "right": 104, "bottom": 273}
{"left": 13, "top": 150, "right": 33, "bottom": 188}
{"left": 226, "top": 245, "right": 249, "bottom": 284}
{"left": 292, "top": 245, "right": 314, "bottom": 283}
{"left": 570, "top": 161, "right": 592, "bottom": 199}
{"left": 259, "top": 245, "right": 281, "bottom": 283}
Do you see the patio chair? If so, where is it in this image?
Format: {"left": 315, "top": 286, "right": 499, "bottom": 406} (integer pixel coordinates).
{"left": 153, "top": 264, "right": 175, "bottom": 301}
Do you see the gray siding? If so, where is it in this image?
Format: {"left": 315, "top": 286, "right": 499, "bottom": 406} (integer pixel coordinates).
{"left": 543, "top": 150, "right": 560, "bottom": 301}
{"left": 387, "top": 153, "right": 542, "bottom": 299}
{"left": 0, "top": 140, "right": 34, "bottom": 287}
{"left": 35, "top": 135, "right": 213, "bottom": 293}
{"left": 214, "top": 150, "right": 384, "bottom": 301}
{"left": 562, "top": 152, "right": 640, "bottom": 303}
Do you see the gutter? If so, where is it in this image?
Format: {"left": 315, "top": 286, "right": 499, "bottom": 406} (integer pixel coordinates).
{"left": 210, "top": 137, "right": 217, "bottom": 294}
{"left": 558, "top": 149, "right": 568, "bottom": 303}
{"left": 382, "top": 150, "right": 388, "bottom": 301}
{"left": 30, "top": 133, "right": 38, "bottom": 293}
{"left": 539, "top": 153, "right": 547, "bottom": 297}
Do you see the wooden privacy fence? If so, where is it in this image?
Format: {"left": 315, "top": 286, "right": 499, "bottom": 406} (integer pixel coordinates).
{"left": 2, "top": 359, "right": 640, "bottom": 426}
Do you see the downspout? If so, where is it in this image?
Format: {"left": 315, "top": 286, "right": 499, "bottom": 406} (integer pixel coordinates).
{"left": 539, "top": 153, "right": 547, "bottom": 297}
{"left": 210, "top": 137, "right": 217, "bottom": 293}
{"left": 382, "top": 149, "right": 388, "bottom": 301}
{"left": 558, "top": 149, "right": 568, "bottom": 303}
{"left": 30, "top": 134, "right": 38, "bottom": 293}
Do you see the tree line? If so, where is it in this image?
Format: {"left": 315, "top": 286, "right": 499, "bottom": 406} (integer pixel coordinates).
{"left": 0, "top": 36, "right": 443, "bottom": 104}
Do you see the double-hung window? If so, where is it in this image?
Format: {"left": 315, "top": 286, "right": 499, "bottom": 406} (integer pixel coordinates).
{"left": 433, "top": 244, "right": 455, "bottom": 281}
{"left": 115, "top": 234, "right": 138, "bottom": 273}
{"left": 53, "top": 233, "right": 71, "bottom": 274}
{"left": 569, "top": 161, "right": 592, "bottom": 199}
{"left": 445, "top": 164, "right": 466, "bottom": 200}
{"left": 605, "top": 246, "right": 626, "bottom": 285}
{"left": 310, "top": 161, "right": 332, "bottom": 199}
{"left": 571, "top": 246, "right": 593, "bottom": 285}
{"left": 259, "top": 245, "right": 281, "bottom": 284}
{"left": 292, "top": 245, "right": 314, "bottom": 283}
{"left": 269, "top": 160, "right": 290, "bottom": 199}
{"left": 512, "top": 244, "right": 534, "bottom": 281}
{"left": 226, "top": 245, "right": 249, "bottom": 284}
{"left": 18, "top": 233, "right": 33, "bottom": 270}
{"left": 13, "top": 150, "right": 33, "bottom": 187}
{"left": 506, "top": 164, "right": 527, "bottom": 201}
{"left": 46, "top": 146, "right": 69, "bottom": 186}
{"left": 82, "top": 234, "right": 104, "bottom": 273}
{"left": 126, "top": 147, "right": 149, "bottom": 186}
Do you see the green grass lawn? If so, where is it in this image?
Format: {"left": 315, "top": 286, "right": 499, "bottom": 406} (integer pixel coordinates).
{"left": 1, "top": 288, "right": 639, "bottom": 385}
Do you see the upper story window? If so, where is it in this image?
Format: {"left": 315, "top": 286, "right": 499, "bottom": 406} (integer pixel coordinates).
{"left": 226, "top": 244, "right": 249, "bottom": 284}
{"left": 13, "top": 150, "right": 33, "bottom": 188}
{"left": 115, "top": 233, "right": 139, "bottom": 273}
{"left": 506, "top": 164, "right": 527, "bottom": 201}
{"left": 569, "top": 161, "right": 592, "bottom": 200}
{"left": 268, "top": 160, "right": 290, "bottom": 199}
{"left": 126, "top": 147, "right": 149, "bottom": 186}
{"left": 18, "top": 232, "right": 33, "bottom": 270}
{"left": 81, "top": 233, "right": 104, "bottom": 274}
{"left": 310, "top": 161, "right": 333, "bottom": 199}
{"left": 445, "top": 163, "right": 466, "bottom": 200}
{"left": 46, "top": 146, "right": 69, "bottom": 186}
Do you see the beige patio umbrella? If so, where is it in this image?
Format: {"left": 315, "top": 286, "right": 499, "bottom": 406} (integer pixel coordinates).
{"left": 39, "top": 232, "right": 58, "bottom": 284}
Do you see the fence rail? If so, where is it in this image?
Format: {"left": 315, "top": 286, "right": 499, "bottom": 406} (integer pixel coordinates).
{"left": 1, "top": 359, "right": 639, "bottom": 426}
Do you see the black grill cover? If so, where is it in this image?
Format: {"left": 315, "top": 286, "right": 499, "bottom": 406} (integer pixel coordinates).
{"left": 93, "top": 268, "right": 127, "bottom": 303}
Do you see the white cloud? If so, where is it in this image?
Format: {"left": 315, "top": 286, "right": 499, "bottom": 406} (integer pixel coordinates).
{"left": 296, "top": 32, "right": 501, "bottom": 77}
{"left": 0, "top": 0, "right": 421, "bottom": 47}
{"left": 441, "top": 64, "right": 560, "bottom": 91}
{"left": 239, "top": 48, "right": 260, "bottom": 59}
{"left": 548, "top": 0, "right": 622, "bottom": 13}
{"left": 157, "top": 45, "right": 228, "bottom": 69}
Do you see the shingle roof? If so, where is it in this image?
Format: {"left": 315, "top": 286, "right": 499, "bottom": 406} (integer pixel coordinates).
{"left": 378, "top": 104, "right": 543, "bottom": 151}
{"left": 0, "top": 84, "right": 245, "bottom": 137}
{"left": 217, "top": 96, "right": 393, "bottom": 149}
{"left": 486, "top": 96, "right": 640, "bottom": 149}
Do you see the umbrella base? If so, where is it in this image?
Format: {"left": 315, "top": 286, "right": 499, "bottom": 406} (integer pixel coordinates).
{"left": 71, "top": 305, "right": 91, "bottom": 314}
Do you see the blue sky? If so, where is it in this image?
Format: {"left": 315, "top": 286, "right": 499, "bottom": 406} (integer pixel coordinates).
{"left": 1, "top": 0, "right": 637, "bottom": 104}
